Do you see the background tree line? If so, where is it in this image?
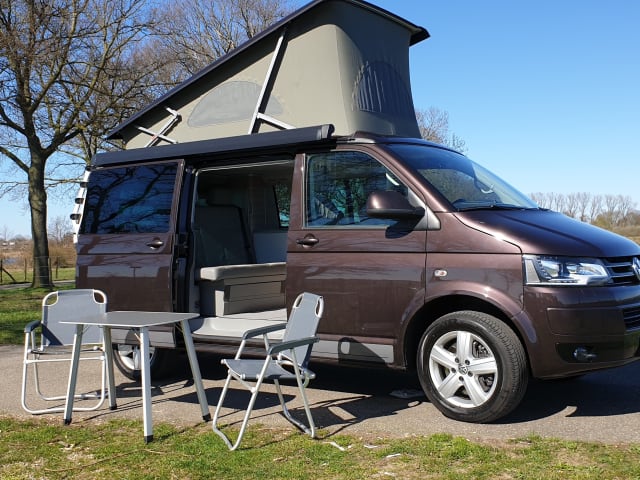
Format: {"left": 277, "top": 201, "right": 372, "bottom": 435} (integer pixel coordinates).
{"left": 530, "top": 192, "right": 638, "bottom": 230}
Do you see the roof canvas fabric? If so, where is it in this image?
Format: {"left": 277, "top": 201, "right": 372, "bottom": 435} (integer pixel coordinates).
{"left": 109, "top": 0, "right": 429, "bottom": 148}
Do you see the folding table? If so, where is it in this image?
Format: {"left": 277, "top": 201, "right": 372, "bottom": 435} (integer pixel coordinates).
{"left": 62, "top": 311, "right": 211, "bottom": 442}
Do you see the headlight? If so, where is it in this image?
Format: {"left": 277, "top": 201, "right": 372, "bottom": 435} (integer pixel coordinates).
{"left": 523, "top": 255, "right": 610, "bottom": 286}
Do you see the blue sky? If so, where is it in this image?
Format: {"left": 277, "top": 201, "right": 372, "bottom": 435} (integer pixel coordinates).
{"left": 1, "top": 0, "right": 639, "bottom": 238}
{"left": 378, "top": 0, "right": 639, "bottom": 202}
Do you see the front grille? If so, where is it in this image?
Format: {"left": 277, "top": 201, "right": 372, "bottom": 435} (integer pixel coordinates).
{"left": 623, "top": 305, "right": 640, "bottom": 331}
{"left": 602, "top": 256, "right": 640, "bottom": 285}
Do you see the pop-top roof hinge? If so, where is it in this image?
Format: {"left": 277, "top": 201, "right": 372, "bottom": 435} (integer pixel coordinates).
{"left": 136, "top": 107, "right": 181, "bottom": 147}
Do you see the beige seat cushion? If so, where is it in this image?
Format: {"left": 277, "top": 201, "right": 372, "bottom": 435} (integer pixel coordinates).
{"left": 197, "top": 262, "right": 286, "bottom": 282}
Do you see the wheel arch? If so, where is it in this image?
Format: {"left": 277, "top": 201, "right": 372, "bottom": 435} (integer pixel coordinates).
{"left": 401, "top": 294, "right": 530, "bottom": 372}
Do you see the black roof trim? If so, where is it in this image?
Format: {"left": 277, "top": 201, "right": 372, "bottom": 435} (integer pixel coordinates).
{"left": 106, "top": 0, "right": 429, "bottom": 140}
{"left": 349, "top": 131, "right": 457, "bottom": 150}
{"left": 93, "top": 124, "right": 335, "bottom": 167}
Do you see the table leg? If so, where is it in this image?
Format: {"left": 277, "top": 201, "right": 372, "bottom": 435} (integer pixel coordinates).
{"left": 101, "top": 327, "right": 117, "bottom": 410}
{"left": 139, "top": 327, "right": 153, "bottom": 443}
{"left": 63, "top": 324, "right": 84, "bottom": 425}
{"left": 180, "top": 319, "right": 211, "bottom": 421}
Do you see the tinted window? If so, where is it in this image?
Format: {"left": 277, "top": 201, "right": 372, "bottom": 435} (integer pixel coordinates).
{"left": 305, "top": 151, "right": 407, "bottom": 227}
{"left": 387, "top": 144, "right": 538, "bottom": 210}
{"left": 80, "top": 163, "right": 178, "bottom": 234}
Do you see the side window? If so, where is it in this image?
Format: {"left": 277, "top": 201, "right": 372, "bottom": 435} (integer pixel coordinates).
{"left": 305, "top": 151, "right": 407, "bottom": 227}
{"left": 80, "top": 163, "right": 178, "bottom": 234}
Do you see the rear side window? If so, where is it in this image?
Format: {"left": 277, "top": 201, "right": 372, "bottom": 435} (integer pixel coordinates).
{"left": 80, "top": 163, "right": 178, "bottom": 234}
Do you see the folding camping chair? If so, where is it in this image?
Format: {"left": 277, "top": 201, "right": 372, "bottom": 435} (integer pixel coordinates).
{"left": 21, "top": 289, "right": 108, "bottom": 414}
{"left": 212, "top": 292, "right": 324, "bottom": 450}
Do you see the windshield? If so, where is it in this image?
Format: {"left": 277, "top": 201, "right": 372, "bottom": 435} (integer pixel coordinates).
{"left": 386, "top": 144, "right": 539, "bottom": 211}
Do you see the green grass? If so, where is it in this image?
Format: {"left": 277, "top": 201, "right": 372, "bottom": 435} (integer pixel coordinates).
{"left": 0, "top": 285, "right": 74, "bottom": 344}
{"left": 1, "top": 417, "right": 639, "bottom": 480}
{"left": 3, "top": 287, "right": 640, "bottom": 478}
{"left": 0, "top": 266, "right": 75, "bottom": 285}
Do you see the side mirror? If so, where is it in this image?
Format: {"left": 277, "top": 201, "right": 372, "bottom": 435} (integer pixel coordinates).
{"left": 366, "top": 190, "right": 425, "bottom": 219}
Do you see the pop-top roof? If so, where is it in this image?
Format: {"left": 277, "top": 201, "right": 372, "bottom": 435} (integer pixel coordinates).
{"left": 107, "top": 0, "right": 429, "bottom": 148}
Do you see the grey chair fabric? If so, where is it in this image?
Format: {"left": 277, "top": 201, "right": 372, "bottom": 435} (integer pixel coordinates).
{"left": 212, "top": 292, "right": 324, "bottom": 450}
{"left": 21, "top": 289, "right": 108, "bottom": 414}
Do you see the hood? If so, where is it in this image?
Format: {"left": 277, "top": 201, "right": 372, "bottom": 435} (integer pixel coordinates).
{"left": 456, "top": 209, "right": 640, "bottom": 257}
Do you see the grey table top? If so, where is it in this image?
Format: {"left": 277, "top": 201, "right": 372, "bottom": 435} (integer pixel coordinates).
{"left": 60, "top": 311, "right": 199, "bottom": 328}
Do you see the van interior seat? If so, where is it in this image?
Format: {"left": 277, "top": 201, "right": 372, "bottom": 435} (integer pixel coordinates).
{"left": 196, "top": 262, "right": 286, "bottom": 282}
{"left": 193, "top": 203, "right": 254, "bottom": 267}
{"left": 193, "top": 199, "right": 286, "bottom": 317}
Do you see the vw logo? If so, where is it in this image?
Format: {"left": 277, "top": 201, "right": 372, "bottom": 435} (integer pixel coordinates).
{"left": 633, "top": 257, "right": 640, "bottom": 281}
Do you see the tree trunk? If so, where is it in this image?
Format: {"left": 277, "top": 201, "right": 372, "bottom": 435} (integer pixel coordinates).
{"left": 28, "top": 161, "right": 53, "bottom": 289}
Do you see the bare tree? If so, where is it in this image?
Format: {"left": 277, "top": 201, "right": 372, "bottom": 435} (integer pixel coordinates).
{"left": 530, "top": 192, "right": 560, "bottom": 211}
{"left": 575, "top": 192, "right": 591, "bottom": 222}
{"left": 564, "top": 193, "right": 581, "bottom": 219}
{"left": 588, "top": 194, "right": 603, "bottom": 224}
{"left": 529, "top": 192, "right": 546, "bottom": 208}
{"left": 48, "top": 215, "right": 72, "bottom": 245}
{"left": 600, "top": 194, "right": 622, "bottom": 228}
{"left": 0, "top": 0, "right": 166, "bottom": 287}
{"left": 616, "top": 195, "right": 636, "bottom": 227}
{"left": 155, "top": 0, "right": 294, "bottom": 77}
{"left": 596, "top": 194, "right": 636, "bottom": 229}
{"left": 416, "top": 107, "right": 467, "bottom": 153}
{"left": 0, "top": 224, "right": 11, "bottom": 242}
{"left": 553, "top": 193, "right": 567, "bottom": 215}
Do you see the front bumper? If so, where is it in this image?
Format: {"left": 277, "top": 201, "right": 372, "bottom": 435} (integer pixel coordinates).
{"left": 522, "top": 285, "right": 640, "bottom": 378}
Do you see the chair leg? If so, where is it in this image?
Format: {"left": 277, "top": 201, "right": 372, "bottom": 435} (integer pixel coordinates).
{"left": 21, "top": 357, "right": 70, "bottom": 414}
{"left": 22, "top": 359, "right": 70, "bottom": 414}
{"left": 21, "top": 353, "right": 108, "bottom": 415}
{"left": 212, "top": 372, "right": 237, "bottom": 450}
{"left": 21, "top": 334, "right": 49, "bottom": 414}
{"left": 212, "top": 361, "right": 317, "bottom": 450}
{"left": 274, "top": 377, "right": 316, "bottom": 438}
{"left": 20, "top": 347, "right": 34, "bottom": 414}
{"left": 212, "top": 372, "right": 266, "bottom": 451}
{"left": 232, "top": 384, "right": 263, "bottom": 451}
{"left": 31, "top": 362, "right": 62, "bottom": 401}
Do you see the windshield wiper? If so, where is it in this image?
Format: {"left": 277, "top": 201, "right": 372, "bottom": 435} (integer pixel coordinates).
{"left": 455, "top": 203, "right": 538, "bottom": 212}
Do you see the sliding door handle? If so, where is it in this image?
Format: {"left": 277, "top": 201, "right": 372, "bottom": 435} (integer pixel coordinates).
{"left": 146, "top": 239, "right": 164, "bottom": 249}
{"left": 296, "top": 235, "right": 319, "bottom": 247}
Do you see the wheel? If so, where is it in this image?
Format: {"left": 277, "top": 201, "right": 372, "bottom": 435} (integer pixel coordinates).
{"left": 112, "top": 344, "right": 176, "bottom": 381}
{"left": 417, "top": 310, "right": 528, "bottom": 423}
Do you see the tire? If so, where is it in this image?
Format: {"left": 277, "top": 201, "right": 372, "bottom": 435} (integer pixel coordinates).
{"left": 112, "top": 344, "right": 177, "bottom": 381}
{"left": 417, "top": 310, "right": 529, "bottom": 423}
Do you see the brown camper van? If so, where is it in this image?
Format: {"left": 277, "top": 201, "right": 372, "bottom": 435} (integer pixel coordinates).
{"left": 76, "top": 126, "right": 640, "bottom": 423}
{"left": 75, "top": 0, "right": 640, "bottom": 423}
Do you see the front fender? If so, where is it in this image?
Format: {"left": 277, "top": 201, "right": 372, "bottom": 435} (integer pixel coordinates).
{"left": 421, "top": 252, "right": 537, "bottom": 345}
{"left": 396, "top": 252, "right": 541, "bottom": 369}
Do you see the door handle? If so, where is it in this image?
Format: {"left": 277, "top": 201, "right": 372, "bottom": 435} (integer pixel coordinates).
{"left": 296, "top": 235, "right": 319, "bottom": 247}
{"left": 146, "top": 239, "right": 164, "bottom": 249}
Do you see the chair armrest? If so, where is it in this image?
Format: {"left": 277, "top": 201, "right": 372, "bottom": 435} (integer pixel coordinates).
{"left": 241, "top": 323, "right": 287, "bottom": 340}
{"left": 233, "top": 323, "right": 288, "bottom": 360}
{"left": 24, "top": 320, "right": 41, "bottom": 334}
{"left": 268, "top": 336, "right": 319, "bottom": 355}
